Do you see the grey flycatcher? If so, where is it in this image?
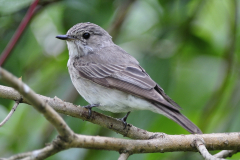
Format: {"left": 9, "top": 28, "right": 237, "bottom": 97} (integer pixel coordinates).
{"left": 56, "top": 22, "right": 202, "bottom": 134}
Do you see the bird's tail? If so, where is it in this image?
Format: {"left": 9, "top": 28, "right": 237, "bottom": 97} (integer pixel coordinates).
{"left": 154, "top": 103, "right": 202, "bottom": 134}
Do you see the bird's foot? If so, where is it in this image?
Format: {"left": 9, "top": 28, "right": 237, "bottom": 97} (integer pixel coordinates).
{"left": 83, "top": 104, "right": 99, "bottom": 118}
{"left": 118, "top": 112, "right": 131, "bottom": 129}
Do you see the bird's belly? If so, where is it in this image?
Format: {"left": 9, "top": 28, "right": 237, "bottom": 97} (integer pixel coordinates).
{"left": 69, "top": 72, "right": 154, "bottom": 113}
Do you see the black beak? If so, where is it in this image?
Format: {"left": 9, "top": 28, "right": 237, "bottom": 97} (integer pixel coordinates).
{"left": 56, "top": 35, "right": 69, "bottom": 40}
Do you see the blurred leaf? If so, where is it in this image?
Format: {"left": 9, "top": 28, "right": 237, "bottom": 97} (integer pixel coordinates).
{"left": 0, "top": 0, "right": 33, "bottom": 14}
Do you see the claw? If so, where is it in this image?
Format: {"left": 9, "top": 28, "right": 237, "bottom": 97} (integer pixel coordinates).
{"left": 118, "top": 112, "right": 131, "bottom": 129}
{"left": 83, "top": 104, "right": 99, "bottom": 118}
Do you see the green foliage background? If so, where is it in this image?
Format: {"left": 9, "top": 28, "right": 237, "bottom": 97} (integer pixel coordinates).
{"left": 0, "top": 0, "right": 240, "bottom": 159}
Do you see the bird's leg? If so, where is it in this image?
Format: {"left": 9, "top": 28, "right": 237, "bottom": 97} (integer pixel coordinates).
{"left": 119, "top": 112, "right": 131, "bottom": 129}
{"left": 83, "top": 104, "right": 99, "bottom": 118}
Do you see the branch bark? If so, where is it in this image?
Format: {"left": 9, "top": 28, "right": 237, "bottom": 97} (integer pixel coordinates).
{"left": 214, "top": 150, "right": 239, "bottom": 159}
{"left": 194, "top": 138, "right": 225, "bottom": 160}
{"left": 0, "top": 101, "right": 20, "bottom": 127}
{"left": 3, "top": 132, "right": 240, "bottom": 160}
{"left": 0, "top": 84, "right": 155, "bottom": 140}
{"left": 0, "top": 67, "right": 74, "bottom": 140}
{"left": 118, "top": 153, "right": 130, "bottom": 160}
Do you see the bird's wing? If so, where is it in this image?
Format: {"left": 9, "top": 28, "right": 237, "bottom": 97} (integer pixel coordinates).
{"left": 73, "top": 59, "right": 181, "bottom": 112}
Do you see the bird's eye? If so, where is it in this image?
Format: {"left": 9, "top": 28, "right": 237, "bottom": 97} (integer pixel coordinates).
{"left": 82, "top": 33, "right": 90, "bottom": 39}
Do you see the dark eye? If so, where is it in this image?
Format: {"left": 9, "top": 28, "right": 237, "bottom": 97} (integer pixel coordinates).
{"left": 82, "top": 33, "right": 90, "bottom": 39}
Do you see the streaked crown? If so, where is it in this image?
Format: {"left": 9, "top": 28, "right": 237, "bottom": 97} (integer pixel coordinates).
{"left": 67, "top": 22, "right": 111, "bottom": 38}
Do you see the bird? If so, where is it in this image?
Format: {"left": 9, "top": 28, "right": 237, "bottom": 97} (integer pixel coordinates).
{"left": 56, "top": 22, "right": 202, "bottom": 134}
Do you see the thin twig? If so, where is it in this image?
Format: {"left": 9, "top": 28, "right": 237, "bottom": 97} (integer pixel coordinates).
{"left": 16, "top": 143, "right": 58, "bottom": 160}
{"left": 118, "top": 153, "right": 130, "bottom": 160}
{"left": 0, "top": 101, "right": 20, "bottom": 127}
{"left": 4, "top": 151, "right": 32, "bottom": 160}
{"left": 214, "top": 150, "right": 239, "bottom": 159}
{"left": 194, "top": 138, "right": 225, "bottom": 160}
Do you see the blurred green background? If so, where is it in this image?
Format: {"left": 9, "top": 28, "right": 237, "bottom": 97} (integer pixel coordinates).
{"left": 0, "top": 0, "right": 240, "bottom": 159}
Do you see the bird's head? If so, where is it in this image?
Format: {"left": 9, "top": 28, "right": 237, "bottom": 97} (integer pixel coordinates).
{"left": 56, "top": 22, "right": 113, "bottom": 57}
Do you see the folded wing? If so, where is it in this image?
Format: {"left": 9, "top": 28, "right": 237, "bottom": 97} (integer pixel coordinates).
{"left": 73, "top": 58, "right": 181, "bottom": 112}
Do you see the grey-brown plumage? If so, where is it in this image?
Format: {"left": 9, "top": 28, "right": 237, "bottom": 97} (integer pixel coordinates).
{"left": 56, "top": 22, "right": 202, "bottom": 134}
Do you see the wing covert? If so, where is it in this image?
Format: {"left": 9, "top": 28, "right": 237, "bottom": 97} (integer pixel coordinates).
{"left": 73, "top": 59, "right": 180, "bottom": 112}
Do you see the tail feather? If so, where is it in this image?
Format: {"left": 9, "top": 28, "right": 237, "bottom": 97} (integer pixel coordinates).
{"left": 154, "top": 103, "right": 202, "bottom": 134}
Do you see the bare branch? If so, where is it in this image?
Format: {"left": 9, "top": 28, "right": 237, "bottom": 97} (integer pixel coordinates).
{"left": 72, "top": 133, "right": 240, "bottom": 152}
{"left": 3, "top": 132, "right": 240, "bottom": 160}
{"left": 19, "top": 143, "right": 59, "bottom": 160}
{"left": 1, "top": 84, "right": 240, "bottom": 152}
{"left": 0, "top": 85, "right": 29, "bottom": 103}
{"left": 0, "top": 84, "right": 155, "bottom": 140}
{"left": 118, "top": 153, "right": 130, "bottom": 160}
{"left": 0, "top": 101, "right": 20, "bottom": 127}
{"left": 214, "top": 150, "right": 239, "bottom": 159}
{"left": 5, "top": 143, "right": 58, "bottom": 160}
{"left": 4, "top": 152, "right": 32, "bottom": 160}
{"left": 0, "top": 67, "right": 74, "bottom": 140}
{"left": 194, "top": 138, "right": 225, "bottom": 160}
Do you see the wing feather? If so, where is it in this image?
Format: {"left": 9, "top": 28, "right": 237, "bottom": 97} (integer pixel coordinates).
{"left": 73, "top": 59, "right": 181, "bottom": 112}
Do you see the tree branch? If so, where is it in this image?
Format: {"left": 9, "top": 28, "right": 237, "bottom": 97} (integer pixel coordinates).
{"left": 3, "top": 132, "right": 240, "bottom": 160}
{"left": 214, "top": 150, "right": 239, "bottom": 159}
{"left": 0, "top": 101, "right": 20, "bottom": 127}
{"left": 0, "top": 84, "right": 155, "bottom": 140}
{"left": 118, "top": 153, "right": 130, "bottom": 160}
{"left": 194, "top": 138, "right": 226, "bottom": 160}
{"left": 0, "top": 67, "right": 74, "bottom": 140}
{"left": 1, "top": 83, "right": 240, "bottom": 152}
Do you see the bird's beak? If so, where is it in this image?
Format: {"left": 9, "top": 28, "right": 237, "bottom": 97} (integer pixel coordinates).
{"left": 56, "top": 35, "right": 74, "bottom": 40}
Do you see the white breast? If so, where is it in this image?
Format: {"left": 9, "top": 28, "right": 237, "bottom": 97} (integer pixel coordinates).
{"left": 67, "top": 59, "right": 156, "bottom": 113}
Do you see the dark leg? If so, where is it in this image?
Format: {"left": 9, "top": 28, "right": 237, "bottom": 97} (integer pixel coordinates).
{"left": 119, "top": 112, "right": 131, "bottom": 129}
{"left": 83, "top": 104, "right": 99, "bottom": 118}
